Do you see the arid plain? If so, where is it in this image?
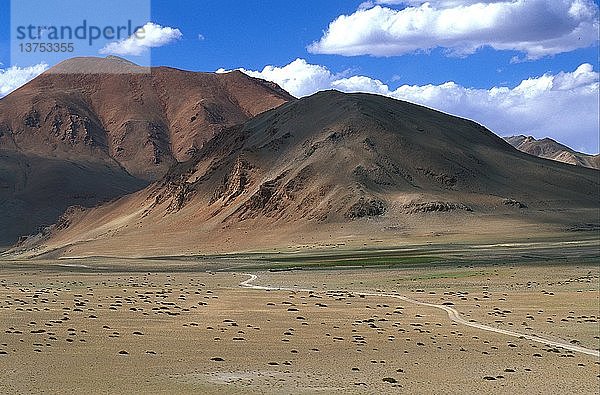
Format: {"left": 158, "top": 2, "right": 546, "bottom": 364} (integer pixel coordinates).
{"left": 1, "top": 237, "right": 598, "bottom": 394}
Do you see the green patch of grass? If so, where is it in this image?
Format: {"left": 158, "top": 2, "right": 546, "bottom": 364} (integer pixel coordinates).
{"left": 262, "top": 250, "right": 433, "bottom": 263}
{"left": 239, "top": 255, "right": 446, "bottom": 271}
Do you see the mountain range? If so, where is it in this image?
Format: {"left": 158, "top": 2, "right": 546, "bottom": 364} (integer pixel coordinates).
{"left": 505, "top": 135, "right": 599, "bottom": 170}
{"left": 1, "top": 57, "right": 598, "bottom": 257}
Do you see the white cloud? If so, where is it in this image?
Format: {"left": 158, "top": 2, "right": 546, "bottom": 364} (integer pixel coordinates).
{"left": 0, "top": 63, "right": 49, "bottom": 97}
{"left": 373, "top": 1, "right": 509, "bottom": 6}
{"left": 360, "top": 0, "right": 492, "bottom": 8}
{"left": 309, "top": 0, "right": 599, "bottom": 59}
{"left": 332, "top": 75, "right": 391, "bottom": 95}
{"left": 100, "top": 22, "right": 182, "bottom": 56}
{"left": 218, "top": 59, "right": 340, "bottom": 97}
{"left": 390, "top": 64, "right": 599, "bottom": 153}
{"left": 228, "top": 59, "right": 599, "bottom": 153}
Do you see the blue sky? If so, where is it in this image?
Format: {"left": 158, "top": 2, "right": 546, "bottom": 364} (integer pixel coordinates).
{"left": 147, "top": 0, "right": 598, "bottom": 89}
{"left": 0, "top": 0, "right": 599, "bottom": 152}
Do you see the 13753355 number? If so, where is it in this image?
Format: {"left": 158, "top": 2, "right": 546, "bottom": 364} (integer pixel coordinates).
{"left": 19, "top": 42, "right": 75, "bottom": 53}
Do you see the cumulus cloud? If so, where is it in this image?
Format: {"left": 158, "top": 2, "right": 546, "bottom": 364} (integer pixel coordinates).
{"left": 218, "top": 59, "right": 340, "bottom": 97}
{"left": 309, "top": 0, "right": 599, "bottom": 59}
{"left": 0, "top": 63, "right": 49, "bottom": 97}
{"left": 225, "top": 59, "right": 599, "bottom": 153}
{"left": 360, "top": 1, "right": 486, "bottom": 8}
{"left": 100, "top": 22, "right": 182, "bottom": 56}
{"left": 368, "top": 1, "right": 509, "bottom": 6}
{"left": 391, "top": 64, "right": 599, "bottom": 153}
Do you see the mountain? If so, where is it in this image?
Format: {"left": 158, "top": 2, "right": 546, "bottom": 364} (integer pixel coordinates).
{"left": 14, "top": 91, "right": 599, "bottom": 258}
{"left": 0, "top": 56, "right": 293, "bottom": 245}
{"left": 505, "top": 135, "right": 599, "bottom": 170}
{"left": 1, "top": 56, "right": 294, "bottom": 179}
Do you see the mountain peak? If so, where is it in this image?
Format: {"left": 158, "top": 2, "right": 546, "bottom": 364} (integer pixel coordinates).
{"left": 505, "top": 135, "right": 598, "bottom": 169}
{"left": 45, "top": 56, "right": 146, "bottom": 74}
{"left": 104, "top": 55, "right": 139, "bottom": 65}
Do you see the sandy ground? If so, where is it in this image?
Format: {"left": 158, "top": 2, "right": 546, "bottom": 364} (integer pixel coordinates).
{"left": 0, "top": 261, "right": 598, "bottom": 394}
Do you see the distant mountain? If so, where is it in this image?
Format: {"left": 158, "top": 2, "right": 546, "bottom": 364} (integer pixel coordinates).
{"left": 505, "top": 135, "right": 599, "bottom": 170}
{"left": 15, "top": 91, "right": 599, "bottom": 258}
{"left": 0, "top": 56, "right": 293, "bottom": 245}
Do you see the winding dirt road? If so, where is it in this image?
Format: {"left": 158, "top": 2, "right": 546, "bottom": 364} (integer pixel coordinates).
{"left": 240, "top": 274, "right": 600, "bottom": 358}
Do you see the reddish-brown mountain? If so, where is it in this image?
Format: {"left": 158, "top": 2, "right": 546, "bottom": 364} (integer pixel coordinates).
{"left": 0, "top": 56, "right": 293, "bottom": 245}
